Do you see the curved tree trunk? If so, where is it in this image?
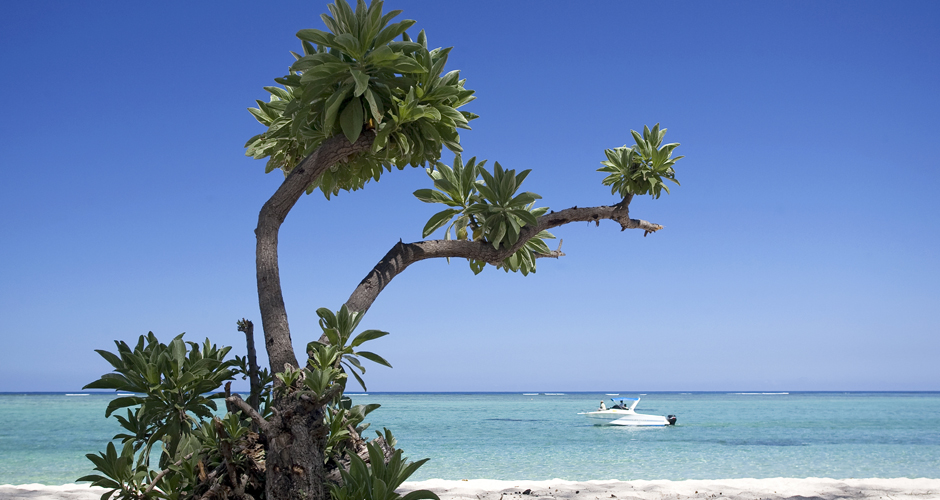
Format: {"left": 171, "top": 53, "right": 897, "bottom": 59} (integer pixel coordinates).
{"left": 253, "top": 132, "right": 375, "bottom": 500}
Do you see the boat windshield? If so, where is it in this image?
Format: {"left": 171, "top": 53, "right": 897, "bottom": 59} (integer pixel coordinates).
{"left": 608, "top": 398, "right": 639, "bottom": 410}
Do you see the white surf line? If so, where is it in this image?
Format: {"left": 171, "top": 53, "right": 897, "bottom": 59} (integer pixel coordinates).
{"left": 65, "top": 394, "right": 90, "bottom": 396}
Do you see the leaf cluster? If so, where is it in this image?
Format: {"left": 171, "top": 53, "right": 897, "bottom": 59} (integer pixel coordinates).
{"left": 330, "top": 440, "right": 439, "bottom": 500}
{"left": 598, "top": 123, "right": 684, "bottom": 199}
{"left": 244, "top": 0, "right": 477, "bottom": 199}
{"left": 324, "top": 397, "right": 381, "bottom": 465}
{"left": 83, "top": 333, "right": 237, "bottom": 462}
{"left": 309, "top": 304, "right": 392, "bottom": 392}
{"left": 414, "top": 154, "right": 555, "bottom": 275}
{"left": 80, "top": 334, "right": 256, "bottom": 499}
{"left": 78, "top": 442, "right": 151, "bottom": 500}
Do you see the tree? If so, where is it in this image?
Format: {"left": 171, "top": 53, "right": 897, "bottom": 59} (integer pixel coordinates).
{"left": 243, "top": 1, "right": 683, "bottom": 498}
{"left": 81, "top": 1, "right": 684, "bottom": 499}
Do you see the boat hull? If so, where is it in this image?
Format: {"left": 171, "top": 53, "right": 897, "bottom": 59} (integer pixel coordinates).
{"left": 581, "top": 410, "right": 673, "bottom": 426}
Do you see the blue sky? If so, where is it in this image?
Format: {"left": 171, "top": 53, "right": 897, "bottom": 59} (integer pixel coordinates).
{"left": 1, "top": 0, "right": 937, "bottom": 392}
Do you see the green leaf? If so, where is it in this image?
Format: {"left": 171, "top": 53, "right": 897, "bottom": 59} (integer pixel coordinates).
{"left": 366, "top": 45, "right": 398, "bottom": 65}
{"left": 387, "top": 56, "right": 426, "bottom": 74}
{"left": 350, "top": 68, "right": 370, "bottom": 97}
{"left": 356, "top": 351, "right": 392, "bottom": 368}
{"left": 350, "top": 329, "right": 390, "bottom": 348}
{"left": 323, "top": 83, "right": 353, "bottom": 131}
{"left": 373, "top": 19, "right": 417, "bottom": 48}
{"left": 104, "top": 397, "right": 144, "bottom": 419}
{"left": 401, "top": 490, "right": 441, "bottom": 500}
{"left": 340, "top": 97, "right": 364, "bottom": 144}
{"left": 516, "top": 209, "right": 539, "bottom": 227}
{"left": 413, "top": 188, "right": 454, "bottom": 205}
{"left": 363, "top": 87, "right": 383, "bottom": 123}
{"left": 422, "top": 209, "right": 460, "bottom": 237}
{"left": 296, "top": 29, "right": 334, "bottom": 47}
{"left": 333, "top": 33, "right": 363, "bottom": 58}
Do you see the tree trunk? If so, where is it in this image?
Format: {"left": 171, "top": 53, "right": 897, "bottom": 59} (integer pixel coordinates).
{"left": 264, "top": 396, "right": 328, "bottom": 500}
{"left": 253, "top": 132, "right": 375, "bottom": 500}
{"left": 255, "top": 132, "right": 375, "bottom": 376}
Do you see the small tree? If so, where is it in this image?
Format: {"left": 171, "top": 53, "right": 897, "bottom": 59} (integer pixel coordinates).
{"left": 81, "top": 1, "right": 684, "bottom": 499}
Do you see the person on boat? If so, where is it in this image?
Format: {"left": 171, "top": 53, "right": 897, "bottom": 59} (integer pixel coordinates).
{"left": 599, "top": 400, "right": 607, "bottom": 410}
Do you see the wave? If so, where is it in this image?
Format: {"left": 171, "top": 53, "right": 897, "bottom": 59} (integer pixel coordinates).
{"left": 65, "top": 394, "right": 89, "bottom": 396}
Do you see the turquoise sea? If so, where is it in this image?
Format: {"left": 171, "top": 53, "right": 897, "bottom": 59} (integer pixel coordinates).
{"left": 1, "top": 392, "right": 938, "bottom": 485}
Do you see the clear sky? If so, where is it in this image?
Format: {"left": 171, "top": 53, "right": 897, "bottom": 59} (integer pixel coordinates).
{"left": 1, "top": 0, "right": 938, "bottom": 392}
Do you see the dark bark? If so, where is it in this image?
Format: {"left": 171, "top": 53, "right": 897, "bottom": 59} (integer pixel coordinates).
{"left": 263, "top": 396, "right": 328, "bottom": 500}
{"left": 343, "top": 200, "right": 663, "bottom": 314}
{"left": 237, "top": 319, "right": 261, "bottom": 419}
{"left": 253, "top": 132, "right": 376, "bottom": 500}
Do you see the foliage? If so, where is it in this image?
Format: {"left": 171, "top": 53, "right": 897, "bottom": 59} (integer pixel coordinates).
{"left": 84, "top": 0, "right": 688, "bottom": 497}
{"left": 83, "top": 333, "right": 237, "bottom": 465}
{"left": 77, "top": 442, "right": 150, "bottom": 500}
{"left": 244, "top": 0, "right": 477, "bottom": 198}
{"left": 325, "top": 397, "right": 381, "bottom": 464}
{"left": 79, "top": 323, "right": 399, "bottom": 499}
{"left": 413, "top": 154, "right": 555, "bottom": 275}
{"left": 598, "top": 123, "right": 684, "bottom": 199}
{"left": 312, "top": 304, "right": 393, "bottom": 391}
{"left": 330, "top": 441, "right": 439, "bottom": 500}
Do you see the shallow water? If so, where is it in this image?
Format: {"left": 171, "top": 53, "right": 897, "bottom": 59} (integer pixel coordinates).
{"left": 1, "top": 392, "right": 938, "bottom": 484}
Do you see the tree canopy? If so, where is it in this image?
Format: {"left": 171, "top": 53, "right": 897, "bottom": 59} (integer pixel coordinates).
{"left": 80, "top": 1, "right": 685, "bottom": 499}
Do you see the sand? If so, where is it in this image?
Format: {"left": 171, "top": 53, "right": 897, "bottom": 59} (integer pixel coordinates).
{"left": 2, "top": 478, "right": 938, "bottom": 500}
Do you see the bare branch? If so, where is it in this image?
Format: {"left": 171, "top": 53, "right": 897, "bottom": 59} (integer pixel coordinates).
{"left": 236, "top": 319, "right": 261, "bottom": 418}
{"left": 343, "top": 201, "right": 662, "bottom": 314}
{"left": 145, "top": 452, "right": 194, "bottom": 493}
{"left": 226, "top": 394, "right": 272, "bottom": 434}
{"left": 535, "top": 239, "right": 565, "bottom": 259}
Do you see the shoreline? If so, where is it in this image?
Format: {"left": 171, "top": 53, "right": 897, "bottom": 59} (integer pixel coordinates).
{"left": 2, "top": 478, "right": 938, "bottom": 500}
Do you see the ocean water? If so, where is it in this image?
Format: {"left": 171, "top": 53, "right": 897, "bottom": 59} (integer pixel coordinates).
{"left": 0, "top": 392, "right": 938, "bottom": 485}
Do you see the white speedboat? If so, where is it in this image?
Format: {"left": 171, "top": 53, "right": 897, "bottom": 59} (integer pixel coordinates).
{"left": 579, "top": 397, "right": 677, "bottom": 426}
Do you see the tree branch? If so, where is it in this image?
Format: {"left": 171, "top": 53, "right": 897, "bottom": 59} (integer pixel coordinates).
{"left": 343, "top": 201, "right": 662, "bottom": 314}
{"left": 145, "top": 452, "right": 195, "bottom": 493}
{"left": 255, "top": 132, "right": 376, "bottom": 374}
{"left": 535, "top": 239, "right": 565, "bottom": 259}
{"left": 227, "top": 394, "right": 272, "bottom": 434}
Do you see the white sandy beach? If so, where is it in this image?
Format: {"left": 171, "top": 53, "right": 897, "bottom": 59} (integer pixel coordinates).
{"left": 2, "top": 478, "right": 938, "bottom": 500}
